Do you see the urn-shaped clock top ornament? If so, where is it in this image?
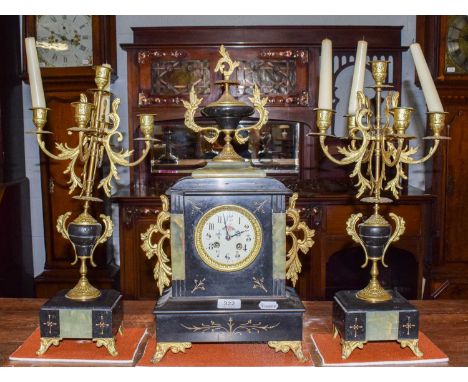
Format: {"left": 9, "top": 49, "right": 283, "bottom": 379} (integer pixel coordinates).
{"left": 182, "top": 45, "right": 268, "bottom": 176}
{"left": 142, "top": 46, "right": 315, "bottom": 363}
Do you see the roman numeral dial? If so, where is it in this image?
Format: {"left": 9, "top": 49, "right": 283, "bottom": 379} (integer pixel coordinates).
{"left": 446, "top": 15, "right": 468, "bottom": 72}
{"left": 35, "top": 15, "right": 93, "bottom": 68}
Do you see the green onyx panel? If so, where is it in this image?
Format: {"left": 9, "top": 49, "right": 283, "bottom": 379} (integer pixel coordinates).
{"left": 366, "top": 311, "right": 399, "bottom": 341}
{"left": 59, "top": 309, "right": 92, "bottom": 338}
{"left": 171, "top": 213, "right": 185, "bottom": 280}
{"left": 272, "top": 213, "right": 286, "bottom": 280}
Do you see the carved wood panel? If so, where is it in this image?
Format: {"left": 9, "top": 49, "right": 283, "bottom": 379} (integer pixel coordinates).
{"left": 136, "top": 47, "right": 309, "bottom": 108}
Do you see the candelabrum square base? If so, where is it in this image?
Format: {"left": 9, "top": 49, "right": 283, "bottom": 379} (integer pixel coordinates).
{"left": 37, "top": 289, "right": 123, "bottom": 357}
{"left": 332, "top": 290, "right": 422, "bottom": 359}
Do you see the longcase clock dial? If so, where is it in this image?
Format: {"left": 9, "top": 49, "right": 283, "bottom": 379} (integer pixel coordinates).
{"left": 195, "top": 205, "right": 262, "bottom": 272}
{"left": 446, "top": 15, "right": 468, "bottom": 73}
{"left": 35, "top": 15, "right": 93, "bottom": 68}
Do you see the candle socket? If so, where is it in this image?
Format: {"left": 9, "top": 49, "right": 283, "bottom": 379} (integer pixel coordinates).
{"left": 315, "top": 108, "right": 335, "bottom": 134}
{"left": 345, "top": 114, "right": 357, "bottom": 138}
{"left": 138, "top": 114, "right": 156, "bottom": 138}
{"left": 370, "top": 60, "right": 389, "bottom": 86}
{"left": 95, "top": 65, "right": 112, "bottom": 91}
{"left": 32, "top": 107, "right": 49, "bottom": 130}
{"left": 72, "top": 101, "right": 94, "bottom": 129}
{"left": 428, "top": 111, "right": 448, "bottom": 138}
{"left": 392, "top": 107, "right": 414, "bottom": 135}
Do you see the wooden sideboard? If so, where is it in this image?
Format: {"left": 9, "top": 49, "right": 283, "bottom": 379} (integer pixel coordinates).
{"left": 112, "top": 25, "right": 436, "bottom": 301}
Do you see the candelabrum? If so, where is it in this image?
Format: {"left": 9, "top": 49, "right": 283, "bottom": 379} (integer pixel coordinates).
{"left": 30, "top": 64, "right": 156, "bottom": 301}
{"left": 311, "top": 60, "right": 449, "bottom": 303}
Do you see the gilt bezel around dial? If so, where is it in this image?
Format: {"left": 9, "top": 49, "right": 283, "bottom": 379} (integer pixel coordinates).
{"left": 194, "top": 205, "right": 262, "bottom": 272}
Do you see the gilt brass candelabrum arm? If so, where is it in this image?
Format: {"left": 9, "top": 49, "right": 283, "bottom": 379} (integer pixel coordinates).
{"left": 30, "top": 64, "right": 157, "bottom": 301}
{"left": 312, "top": 60, "right": 449, "bottom": 202}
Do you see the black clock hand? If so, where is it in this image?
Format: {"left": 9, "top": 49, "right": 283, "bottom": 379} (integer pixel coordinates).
{"left": 223, "top": 214, "right": 231, "bottom": 240}
{"left": 230, "top": 229, "right": 248, "bottom": 238}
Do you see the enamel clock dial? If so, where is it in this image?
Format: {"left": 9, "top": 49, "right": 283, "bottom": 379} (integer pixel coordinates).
{"left": 195, "top": 205, "right": 262, "bottom": 272}
{"left": 446, "top": 15, "right": 468, "bottom": 73}
{"left": 35, "top": 15, "right": 93, "bottom": 68}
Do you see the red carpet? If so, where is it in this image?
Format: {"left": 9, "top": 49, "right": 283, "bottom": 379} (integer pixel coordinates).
{"left": 9, "top": 327, "right": 148, "bottom": 365}
{"left": 311, "top": 331, "right": 449, "bottom": 366}
{"left": 137, "top": 337, "right": 313, "bottom": 367}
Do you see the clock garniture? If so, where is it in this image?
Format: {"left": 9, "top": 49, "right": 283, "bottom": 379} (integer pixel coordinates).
{"left": 311, "top": 39, "right": 448, "bottom": 359}
{"left": 26, "top": 39, "right": 156, "bottom": 356}
{"left": 141, "top": 46, "right": 315, "bottom": 363}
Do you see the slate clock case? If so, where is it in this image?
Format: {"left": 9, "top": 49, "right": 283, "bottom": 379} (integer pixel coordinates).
{"left": 155, "top": 176, "right": 305, "bottom": 344}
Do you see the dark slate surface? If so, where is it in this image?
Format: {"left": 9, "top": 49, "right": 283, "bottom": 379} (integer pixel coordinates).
{"left": 41, "top": 289, "right": 122, "bottom": 310}
{"left": 334, "top": 290, "right": 417, "bottom": 312}
{"left": 155, "top": 287, "right": 304, "bottom": 343}
{"left": 168, "top": 176, "right": 292, "bottom": 196}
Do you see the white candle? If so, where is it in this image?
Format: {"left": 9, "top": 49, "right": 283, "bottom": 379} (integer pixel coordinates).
{"left": 24, "top": 37, "right": 46, "bottom": 108}
{"left": 348, "top": 40, "right": 368, "bottom": 115}
{"left": 318, "top": 39, "right": 333, "bottom": 110}
{"left": 410, "top": 43, "right": 444, "bottom": 112}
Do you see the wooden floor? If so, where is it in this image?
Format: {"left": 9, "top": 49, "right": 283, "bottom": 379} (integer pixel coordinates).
{"left": 1, "top": 298, "right": 468, "bottom": 366}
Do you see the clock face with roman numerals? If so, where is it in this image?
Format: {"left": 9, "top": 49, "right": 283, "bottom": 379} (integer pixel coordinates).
{"left": 194, "top": 205, "right": 262, "bottom": 272}
{"left": 446, "top": 15, "right": 468, "bottom": 73}
{"left": 35, "top": 15, "right": 93, "bottom": 68}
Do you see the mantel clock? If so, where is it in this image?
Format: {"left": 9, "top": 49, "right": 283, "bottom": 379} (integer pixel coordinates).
{"left": 141, "top": 46, "right": 315, "bottom": 363}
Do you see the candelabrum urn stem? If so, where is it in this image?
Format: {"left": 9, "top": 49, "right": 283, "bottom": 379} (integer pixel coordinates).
{"left": 356, "top": 258, "right": 392, "bottom": 303}
{"left": 63, "top": 212, "right": 103, "bottom": 301}
{"left": 355, "top": 212, "right": 393, "bottom": 303}
{"left": 65, "top": 256, "right": 101, "bottom": 301}
{"left": 212, "top": 130, "right": 244, "bottom": 162}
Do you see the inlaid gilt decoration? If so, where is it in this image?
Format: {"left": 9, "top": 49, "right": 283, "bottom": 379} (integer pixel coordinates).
{"left": 181, "top": 317, "right": 279, "bottom": 334}
{"left": 140, "top": 194, "right": 172, "bottom": 296}
{"left": 285, "top": 193, "right": 315, "bottom": 286}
